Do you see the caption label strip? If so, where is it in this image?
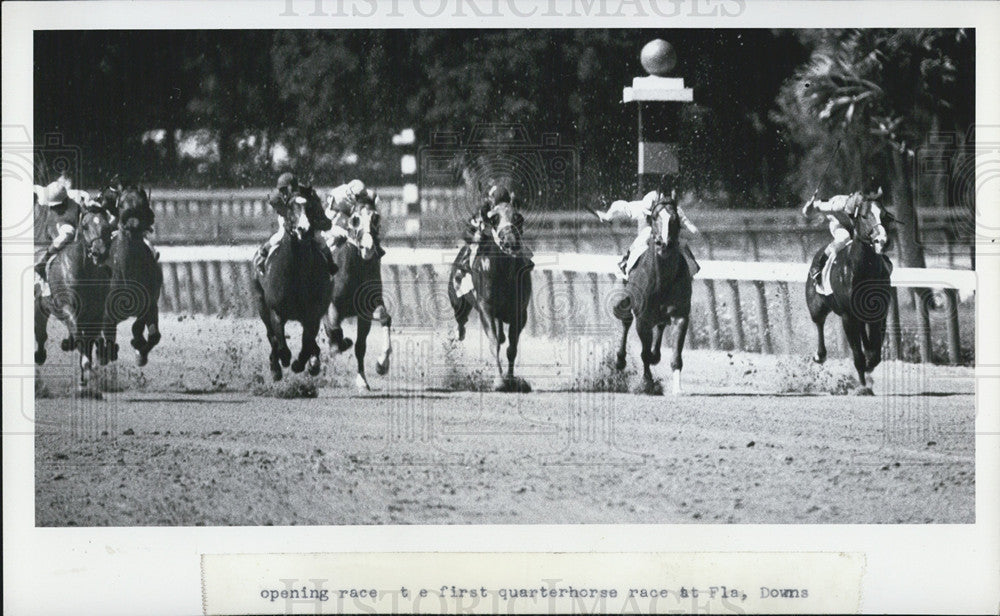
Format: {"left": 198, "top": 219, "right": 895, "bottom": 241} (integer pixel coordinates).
{"left": 201, "top": 551, "right": 864, "bottom": 614}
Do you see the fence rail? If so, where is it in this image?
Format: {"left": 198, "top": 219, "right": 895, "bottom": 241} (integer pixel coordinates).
{"left": 153, "top": 246, "right": 974, "bottom": 366}
{"left": 87, "top": 187, "right": 974, "bottom": 268}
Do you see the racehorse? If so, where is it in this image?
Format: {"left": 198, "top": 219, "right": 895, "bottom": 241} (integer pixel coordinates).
{"left": 806, "top": 201, "right": 893, "bottom": 394}
{"left": 99, "top": 185, "right": 163, "bottom": 366}
{"left": 251, "top": 187, "right": 335, "bottom": 381}
{"left": 448, "top": 202, "right": 533, "bottom": 392}
{"left": 34, "top": 210, "right": 114, "bottom": 387}
{"left": 322, "top": 203, "right": 393, "bottom": 390}
{"left": 614, "top": 197, "right": 693, "bottom": 395}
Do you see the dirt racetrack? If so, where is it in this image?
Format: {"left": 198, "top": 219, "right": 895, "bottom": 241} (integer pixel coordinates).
{"left": 35, "top": 315, "right": 975, "bottom": 525}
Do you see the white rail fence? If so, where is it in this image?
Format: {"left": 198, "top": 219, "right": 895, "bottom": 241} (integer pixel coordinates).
{"left": 155, "top": 247, "right": 974, "bottom": 365}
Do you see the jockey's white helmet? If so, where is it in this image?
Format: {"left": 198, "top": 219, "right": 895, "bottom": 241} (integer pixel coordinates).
{"left": 347, "top": 179, "right": 365, "bottom": 196}
{"left": 39, "top": 181, "right": 68, "bottom": 207}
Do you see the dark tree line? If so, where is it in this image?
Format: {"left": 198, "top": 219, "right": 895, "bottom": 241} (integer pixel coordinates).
{"left": 35, "top": 28, "right": 972, "bottom": 232}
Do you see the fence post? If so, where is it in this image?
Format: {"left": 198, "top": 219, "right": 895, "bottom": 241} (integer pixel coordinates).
{"left": 886, "top": 287, "right": 901, "bottom": 361}
{"left": 703, "top": 279, "right": 720, "bottom": 350}
{"left": 588, "top": 272, "right": 602, "bottom": 325}
{"left": 777, "top": 281, "right": 794, "bottom": 354}
{"left": 943, "top": 288, "right": 961, "bottom": 365}
{"left": 727, "top": 280, "right": 745, "bottom": 351}
{"left": 752, "top": 280, "right": 772, "bottom": 354}
{"left": 161, "top": 262, "right": 178, "bottom": 313}
{"left": 387, "top": 264, "right": 405, "bottom": 324}
{"left": 916, "top": 288, "right": 933, "bottom": 363}
{"left": 422, "top": 264, "right": 443, "bottom": 326}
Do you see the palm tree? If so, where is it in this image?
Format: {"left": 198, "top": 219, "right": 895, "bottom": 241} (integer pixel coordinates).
{"left": 791, "top": 28, "right": 970, "bottom": 270}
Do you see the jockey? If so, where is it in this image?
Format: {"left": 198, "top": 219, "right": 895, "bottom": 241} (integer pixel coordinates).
{"left": 323, "top": 179, "right": 386, "bottom": 257}
{"left": 802, "top": 182, "right": 888, "bottom": 293}
{"left": 598, "top": 177, "right": 699, "bottom": 280}
{"left": 254, "top": 172, "right": 336, "bottom": 275}
{"left": 34, "top": 180, "right": 83, "bottom": 284}
{"left": 97, "top": 176, "right": 159, "bottom": 259}
{"left": 453, "top": 184, "right": 532, "bottom": 296}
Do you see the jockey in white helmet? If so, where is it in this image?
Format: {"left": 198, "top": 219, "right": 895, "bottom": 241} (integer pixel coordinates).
{"left": 803, "top": 180, "right": 887, "bottom": 295}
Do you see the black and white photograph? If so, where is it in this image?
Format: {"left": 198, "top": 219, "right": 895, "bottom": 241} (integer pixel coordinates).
{"left": 3, "top": 1, "right": 998, "bottom": 614}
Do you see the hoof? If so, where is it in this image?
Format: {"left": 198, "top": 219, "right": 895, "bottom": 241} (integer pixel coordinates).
{"left": 649, "top": 353, "right": 661, "bottom": 366}
{"left": 278, "top": 348, "right": 291, "bottom": 367}
{"left": 375, "top": 358, "right": 389, "bottom": 376}
{"left": 812, "top": 353, "right": 826, "bottom": 364}
{"left": 333, "top": 338, "right": 353, "bottom": 354}
{"left": 290, "top": 358, "right": 305, "bottom": 373}
{"left": 270, "top": 363, "right": 282, "bottom": 381}
{"left": 615, "top": 354, "right": 627, "bottom": 371}
{"left": 634, "top": 377, "right": 664, "bottom": 396}
{"left": 493, "top": 376, "right": 531, "bottom": 393}
{"left": 60, "top": 338, "right": 73, "bottom": 352}
{"left": 456, "top": 323, "right": 466, "bottom": 341}
{"left": 852, "top": 386, "right": 874, "bottom": 396}
{"left": 35, "top": 349, "right": 47, "bottom": 365}
{"left": 307, "top": 356, "right": 321, "bottom": 376}
{"left": 355, "top": 373, "right": 370, "bottom": 391}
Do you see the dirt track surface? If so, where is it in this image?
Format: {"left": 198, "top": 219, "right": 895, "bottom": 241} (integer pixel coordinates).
{"left": 34, "top": 316, "right": 975, "bottom": 525}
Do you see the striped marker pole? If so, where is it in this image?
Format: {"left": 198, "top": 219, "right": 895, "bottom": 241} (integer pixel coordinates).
{"left": 393, "top": 128, "right": 419, "bottom": 235}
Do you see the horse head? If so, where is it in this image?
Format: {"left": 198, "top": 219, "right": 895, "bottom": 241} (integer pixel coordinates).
{"left": 649, "top": 194, "right": 680, "bottom": 257}
{"left": 281, "top": 191, "right": 314, "bottom": 242}
{"left": 486, "top": 202, "right": 524, "bottom": 256}
{"left": 347, "top": 204, "right": 381, "bottom": 261}
{"left": 79, "top": 210, "right": 113, "bottom": 264}
{"left": 117, "top": 185, "right": 151, "bottom": 233}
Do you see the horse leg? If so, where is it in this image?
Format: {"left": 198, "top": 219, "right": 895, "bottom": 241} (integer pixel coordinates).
{"left": 842, "top": 317, "right": 872, "bottom": 394}
{"left": 808, "top": 297, "right": 831, "bottom": 364}
{"left": 292, "top": 318, "right": 321, "bottom": 374}
{"left": 650, "top": 322, "right": 665, "bottom": 365}
{"left": 271, "top": 311, "right": 291, "bottom": 368}
{"left": 670, "top": 316, "right": 690, "bottom": 395}
{"left": 34, "top": 297, "right": 50, "bottom": 365}
{"left": 252, "top": 280, "right": 282, "bottom": 381}
{"left": 131, "top": 316, "right": 149, "bottom": 366}
{"left": 324, "top": 305, "right": 353, "bottom": 353}
{"left": 144, "top": 305, "right": 161, "bottom": 358}
{"left": 636, "top": 321, "right": 657, "bottom": 394}
{"left": 615, "top": 306, "right": 633, "bottom": 372}
{"left": 75, "top": 336, "right": 92, "bottom": 388}
{"left": 863, "top": 319, "right": 886, "bottom": 387}
{"left": 354, "top": 316, "right": 372, "bottom": 390}
{"left": 373, "top": 305, "right": 392, "bottom": 376}
{"left": 98, "top": 311, "right": 119, "bottom": 365}
{"left": 505, "top": 313, "right": 530, "bottom": 392}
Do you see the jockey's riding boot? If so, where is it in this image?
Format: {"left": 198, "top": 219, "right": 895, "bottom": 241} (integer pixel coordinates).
{"left": 811, "top": 254, "right": 826, "bottom": 286}
{"left": 618, "top": 253, "right": 629, "bottom": 278}
{"left": 35, "top": 247, "right": 56, "bottom": 280}
{"left": 254, "top": 245, "right": 269, "bottom": 275}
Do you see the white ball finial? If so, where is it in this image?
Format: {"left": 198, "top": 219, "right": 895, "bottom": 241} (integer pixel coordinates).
{"left": 641, "top": 39, "right": 677, "bottom": 76}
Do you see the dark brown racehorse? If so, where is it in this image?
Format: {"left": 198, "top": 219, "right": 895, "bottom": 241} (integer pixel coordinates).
{"left": 100, "top": 185, "right": 163, "bottom": 366}
{"left": 449, "top": 202, "right": 533, "bottom": 392}
{"left": 323, "top": 204, "right": 393, "bottom": 390}
{"left": 35, "top": 210, "right": 114, "bottom": 387}
{"left": 614, "top": 196, "right": 693, "bottom": 395}
{"left": 806, "top": 202, "right": 893, "bottom": 394}
{"left": 252, "top": 187, "right": 334, "bottom": 381}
